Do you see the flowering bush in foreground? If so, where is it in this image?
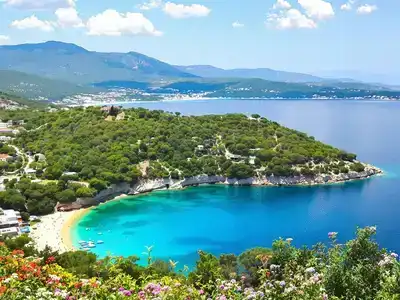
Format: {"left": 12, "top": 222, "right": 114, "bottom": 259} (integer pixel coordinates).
{"left": 1, "top": 227, "right": 400, "bottom": 299}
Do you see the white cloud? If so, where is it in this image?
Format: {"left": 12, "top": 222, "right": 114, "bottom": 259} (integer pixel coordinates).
{"left": 298, "top": 0, "right": 335, "bottom": 20}
{"left": 2, "top": 0, "right": 75, "bottom": 10}
{"left": 86, "top": 9, "right": 162, "bottom": 37}
{"left": 0, "top": 35, "right": 10, "bottom": 44}
{"left": 340, "top": 3, "right": 351, "bottom": 10}
{"left": 55, "top": 6, "right": 83, "bottom": 27}
{"left": 163, "top": 2, "right": 210, "bottom": 18}
{"left": 356, "top": 4, "right": 377, "bottom": 14}
{"left": 340, "top": 0, "right": 354, "bottom": 11}
{"left": 232, "top": 21, "right": 244, "bottom": 28}
{"left": 267, "top": 8, "right": 317, "bottom": 29}
{"left": 138, "top": 0, "right": 162, "bottom": 10}
{"left": 10, "top": 15, "right": 55, "bottom": 31}
{"left": 273, "top": 0, "right": 291, "bottom": 10}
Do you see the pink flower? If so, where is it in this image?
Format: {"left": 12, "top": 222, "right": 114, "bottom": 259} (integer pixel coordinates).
{"left": 138, "top": 290, "right": 146, "bottom": 299}
{"left": 199, "top": 289, "right": 204, "bottom": 295}
{"left": 328, "top": 232, "right": 338, "bottom": 239}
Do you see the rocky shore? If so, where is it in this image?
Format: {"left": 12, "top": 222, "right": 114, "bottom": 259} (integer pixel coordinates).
{"left": 37, "top": 164, "right": 381, "bottom": 252}
{"left": 130, "top": 163, "right": 382, "bottom": 194}
{"left": 72, "top": 163, "right": 382, "bottom": 206}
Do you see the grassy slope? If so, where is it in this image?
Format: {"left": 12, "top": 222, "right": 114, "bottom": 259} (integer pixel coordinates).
{"left": 0, "top": 70, "right": 99, "bottom": 100}
{"left": 0, "top": 91, "right": 49, "bottom": 109}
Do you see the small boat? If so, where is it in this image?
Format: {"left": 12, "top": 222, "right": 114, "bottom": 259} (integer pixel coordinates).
{"left": 78, "top": 240, "right": 87, "bottom": 244}
{"left": 97, "top": 240, "right": 104, "bottom": 244}
{"left": 87, "top": 242, "right": 96, "bottom": 248}
{"left": 98, "top": 232, "right": 102, "bottom": 235}
{"left": 83, "top": 248, "right": 91, "bottom": 251}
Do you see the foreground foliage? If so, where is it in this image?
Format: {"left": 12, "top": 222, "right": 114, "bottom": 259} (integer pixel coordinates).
{"left": 0, "top": 227, "right": 399, "bottom": 299}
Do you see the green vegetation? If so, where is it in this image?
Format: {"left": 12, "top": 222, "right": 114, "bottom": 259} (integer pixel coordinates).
{"left": 0, "top": 70, "right": 100, "bottom": 100}
{"left": 12, "top": 107, "right": 362, "bottom": 183}
{"left": 1, "top": 227, "right": 400, "bottom": 299}
{"left": 0, "top": 177, "right": 84, "bottom": 215}
{"left": 0, "top": 143, "right": 22, "bottom": 174}
{"left": 158, "top": 78, "right": 400, "bottom": 99}
{"left": 0, "top": 41, "right": 196, "bottom": 84}
{"left": 0, "top": 91, "right": 50, "bottom": 109}
{"left": 0, "top": 107, "right": 371, "bottom": 215}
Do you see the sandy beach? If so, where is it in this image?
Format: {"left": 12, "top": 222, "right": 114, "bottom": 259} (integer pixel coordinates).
{"left": 30, "top": 208, "right": 90, "bottom": 253}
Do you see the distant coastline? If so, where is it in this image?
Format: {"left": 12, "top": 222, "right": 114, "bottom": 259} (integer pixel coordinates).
{"left": 63, "top": 97, "right": 400, "bottom": 108}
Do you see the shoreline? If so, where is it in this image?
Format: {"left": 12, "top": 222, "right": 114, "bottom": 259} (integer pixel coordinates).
{"left": 128, "top": 164, "right": 383, "bottom": 195}
{"left": 29, "top": 166, "right": 383, "bottom": 253}
{"left": 64, "top": 98, "right": 400, "bottom": 107}
{"left": 60, "top": 208, "right": 91, "bottom": 251}
{"left": 30, "top": 208, "right": 91, "bottom": 253}
{"left": 92, "top": 165, "right": 384, "bottom": 206}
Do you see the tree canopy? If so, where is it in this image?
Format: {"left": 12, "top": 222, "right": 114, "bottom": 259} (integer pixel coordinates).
{"left": 10, "top": 106, "right": 361, "bottom": 186}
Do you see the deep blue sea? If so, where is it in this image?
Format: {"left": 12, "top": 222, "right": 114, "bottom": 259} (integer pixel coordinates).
{"left": 73, "top": 99, "right": 400, "bottom": 268}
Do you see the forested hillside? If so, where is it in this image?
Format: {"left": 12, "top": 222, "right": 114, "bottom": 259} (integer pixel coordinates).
{"left": 12, "top": 107, "right": 363, "bottom": 186}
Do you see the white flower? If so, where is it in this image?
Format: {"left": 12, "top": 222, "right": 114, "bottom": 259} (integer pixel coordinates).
{"left": 306, "top": 267, "right": 316, "bottom": 273}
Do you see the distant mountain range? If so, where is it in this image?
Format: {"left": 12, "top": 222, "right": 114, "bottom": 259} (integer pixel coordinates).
{"left": 0, "top": 41, "right": 196, "bottom": 84}
{"left": 0, "top": 41, "right": 398, "bottom": 101}
{"left": 314, "top": 70, "right": 400, "bottom": 87}
{"left": 0, "top": 41, "right": 344, "bottom": 85}
{"left": 175, "top": 65, "right": 327, "bottom": 83}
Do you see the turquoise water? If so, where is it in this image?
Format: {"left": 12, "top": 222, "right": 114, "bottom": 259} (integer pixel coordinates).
{"left": 73, "top": 99, "right": 400, "bottom": 267}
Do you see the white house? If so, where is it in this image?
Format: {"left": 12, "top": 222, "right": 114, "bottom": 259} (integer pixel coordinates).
{"left": 0, "top": 209, "right": 22, "bottom": 236}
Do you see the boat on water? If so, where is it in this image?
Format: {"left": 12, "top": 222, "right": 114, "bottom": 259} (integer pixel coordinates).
{"left": 87, "top": 242, "right": 96, "bottom": 248}
{"left": 97, "top": 240, "right": 104, "bottom": 244}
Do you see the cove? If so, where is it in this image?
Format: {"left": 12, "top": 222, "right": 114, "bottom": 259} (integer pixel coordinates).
{"left": 73, "top": 99, "right": 400, "bottom": 266}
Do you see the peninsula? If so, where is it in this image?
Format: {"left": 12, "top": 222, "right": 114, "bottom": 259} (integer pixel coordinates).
{"left": 0, "top": 105, "right": 381, "bottom": 217}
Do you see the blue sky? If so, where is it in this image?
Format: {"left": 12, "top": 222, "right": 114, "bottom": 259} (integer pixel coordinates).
{"left": 0, "top": 0, "right": 396, "bottom": 76}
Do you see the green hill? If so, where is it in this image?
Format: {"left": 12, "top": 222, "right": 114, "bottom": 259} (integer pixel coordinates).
{"left": 0, "top": 70, "right": 98, "bottom": 100}
{"left": 158, "top": 78, "right": 400, "bottom": 99}
{"left": 0, "top": 41, "right": 197, "bottom": 84}
{"left": 15, "top": 107, "right": 375, "bottom": 185}
{"left": 0, "top": 91, "right": 50, "bottom": 109}
{"left": 175, "top": 64, "right": 327, "bottom": 83}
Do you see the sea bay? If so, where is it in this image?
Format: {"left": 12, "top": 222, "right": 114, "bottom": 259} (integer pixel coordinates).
{"left": 73, "top": 99, "right": 400, "bottom": 267}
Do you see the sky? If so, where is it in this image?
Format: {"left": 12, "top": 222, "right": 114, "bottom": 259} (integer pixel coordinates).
{"left": 0, "top": 0, "right": 397, "bottom": 77}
